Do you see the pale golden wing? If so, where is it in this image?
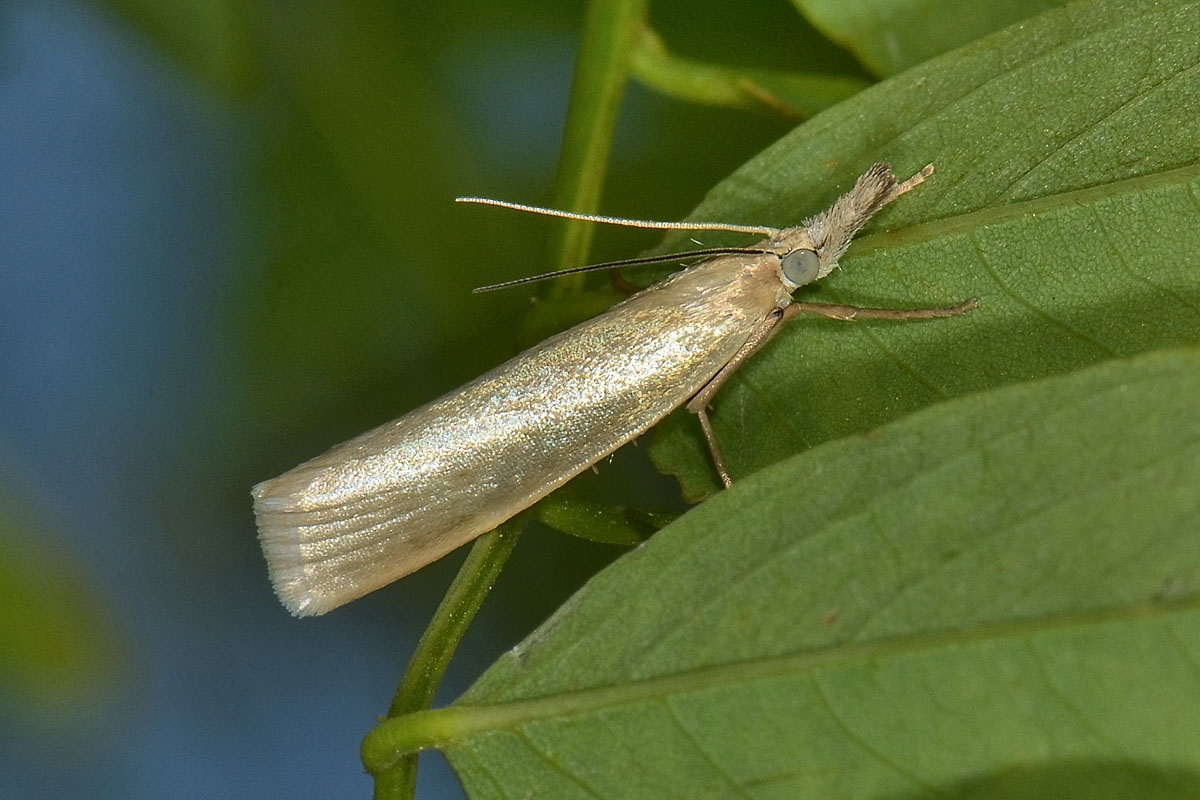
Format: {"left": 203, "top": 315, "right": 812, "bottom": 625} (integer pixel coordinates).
{"left": 253, "top": 254, "right": 787, "bottom": 615}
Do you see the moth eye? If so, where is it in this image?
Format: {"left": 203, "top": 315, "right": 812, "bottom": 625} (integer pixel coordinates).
{"left": 781, "top": 248, "right": 821, "bottom": 287}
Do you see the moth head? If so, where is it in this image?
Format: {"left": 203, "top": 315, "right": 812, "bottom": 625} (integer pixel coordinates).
{"left": 789, "top": 162, "right": 907, "bottom": 288}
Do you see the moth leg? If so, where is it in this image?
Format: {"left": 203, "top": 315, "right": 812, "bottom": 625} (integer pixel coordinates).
{"left": 692, "top": 407, "right": 731, "bottom": 488}
{"left": 687, "top": 309, "right": 791, "bottom": 488}
{"left": 788, "top": 298, "right": 977, "bottom": 322}
{"left": 686, "top": 296, "right": 976, "bottom": 487}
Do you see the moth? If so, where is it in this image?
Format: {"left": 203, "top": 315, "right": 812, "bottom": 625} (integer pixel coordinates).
{"left": 253, "top": 162, "right": 974, "bottom": 616}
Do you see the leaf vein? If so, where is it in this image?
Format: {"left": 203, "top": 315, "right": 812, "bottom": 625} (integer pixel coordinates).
{"left": 809, "top": 671, "right": 947, "bottom": 796}
{"left": 1004, "top": 43, "right": 1198, "bottom": 199}
{"left": 1094, "top": 209, "right": 1200, "bottom": 316}
{"left": 515, "top": 727, "right": 606, "bottom": 799}
{"left": 1025, "top": 638, "right": 1134, "bottom": 758}
{"left": 968, "top": 230, "right": 1116, "bottom": 356}
{"left": 854, "top": 395, "right": 1199, "bottom": 638}
{"left": 662, "top": 698, "right": 751, "bottom": 797}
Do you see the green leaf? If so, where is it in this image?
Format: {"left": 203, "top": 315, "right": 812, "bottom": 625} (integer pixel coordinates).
{"left": 794, "top": 0, "right": 1074, "bottom": 76}
{"left": 362, "top": 346, "right": 1200, "bottom": 798}
{"left": 651, "top": 0, "right": 1200, "bottom": 499}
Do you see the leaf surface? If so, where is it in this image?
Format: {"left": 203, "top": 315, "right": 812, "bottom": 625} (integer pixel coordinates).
{"left": 650, "top": 0, "right": 1200, "bottom": 498}
{"left": 362, "top": 346, "right": 1200, "bottom": 799}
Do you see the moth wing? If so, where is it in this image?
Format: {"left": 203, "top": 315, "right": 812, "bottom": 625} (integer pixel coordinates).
{"left": 253, "top": 255, "right": 787, "bottom": 615}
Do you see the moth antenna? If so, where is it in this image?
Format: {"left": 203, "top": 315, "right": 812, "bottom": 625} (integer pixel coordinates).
{"left": 473, "top": 248, "right": 772, "bottom": 293}
{"left": 456, "top": 196, "right": 780, "bottom": 236}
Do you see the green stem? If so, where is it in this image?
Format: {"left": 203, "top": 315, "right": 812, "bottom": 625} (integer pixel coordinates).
{"left": 631, "top": 26, "right": 867, "bottom": 119}
{"left": 545, "top": 0, "right": 651, "bottom": 294}
{"left": 367, "top": 521, "right": 522, "bottom": 799}
{"left": 368, "top": 3, "right": 650, "bottom": 795}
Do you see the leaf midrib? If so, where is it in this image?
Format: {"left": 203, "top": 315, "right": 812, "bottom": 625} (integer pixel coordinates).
{"left": 850, "top": 162, "right": 1200, "bottom": 258}
{"left": 362, "top": 596, "right": 1199, "bottom": 769}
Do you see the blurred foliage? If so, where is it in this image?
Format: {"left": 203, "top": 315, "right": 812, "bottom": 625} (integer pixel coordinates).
{"left": 101, "top": 0, "right": 257, "bottom": 95}
{"left": 0, "top": 480, "right": 123, "bottom": 726}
